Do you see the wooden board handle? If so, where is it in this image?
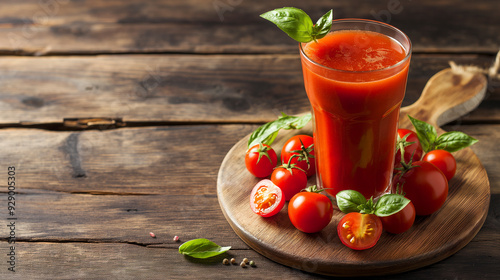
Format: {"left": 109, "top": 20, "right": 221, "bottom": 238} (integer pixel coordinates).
{"left": 399, "top": 68, "right": 487, "bottom": 129}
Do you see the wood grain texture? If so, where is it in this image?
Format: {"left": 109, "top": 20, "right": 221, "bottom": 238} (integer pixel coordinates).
{"left": 0, "top": 0, "right": 498, "bottom": 55}
{"left": 400, "top": 68, "right": 488, "bottom": 127}
{"left": 217, "top": 69, "right": 490, "bottom": 276}
{"left": 0, "top": 190, "right": 241, "bottom": 247}
{"left": 443, "top": 123, "right": 500, "bottom": 194}
{"left": 0, "top": 54, "right": 498, "bottom": 124}
{"left": 0, "top": 228, "right": 499, "bottom": 280}
{"left": 0, "top": 125, "right": 254, "bottom": 195}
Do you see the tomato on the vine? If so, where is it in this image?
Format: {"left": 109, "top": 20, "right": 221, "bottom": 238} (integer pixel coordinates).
{"left": 271, "top": 157, "right": 307, "bottom": 201}
{"left": 337, "top": 213, "right": 383, "bottom": 250}
{"left": 249, "top": 179, "right": 285, "bottom": 217}
{"left": 288, "top": 186, "right": 333, "bottom": 233}
{"left": 423, "top": 149, "right": 456, "bottom": 181}
{"left": 245, "top": 143, "right": 277, "bottom": 178}
{"left": 392, "top": 161, "right": 448, "bottom": 216}
{"left": 380, "top": 201, "right": 416, "bottom": 234}
{"left": 394, "top": 129, "right": 423, "bottom": 172}
{"left": 281, "top": 135, "right": 315, "bottom": 177}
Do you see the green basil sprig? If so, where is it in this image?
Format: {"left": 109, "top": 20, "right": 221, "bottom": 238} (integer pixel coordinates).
{"left": 260, "top": 8, "right": 333, "bottom": 43}
{"left": 335, "top": 190, "right": 368, "bottom": 213}
{"left": 408, "top": 115, "right": 478, "bottom": 153}
{"left": 247, "top": 112, "right": 311, "bottom": 149}
{"left": 336, "top": 190, "right": 410, "bottom": 217}
{"left": 178, "top": 238, "right": 231, "bottom": 259}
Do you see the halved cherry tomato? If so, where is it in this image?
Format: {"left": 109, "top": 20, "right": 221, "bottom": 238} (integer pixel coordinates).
{"left": 394, "top": 129, "right": 423, "bottom": 172}
{"left": 249, "top": 179, "right": 285, "bottom": 217}
{"left": 423, "top": 149, "right": 456, "bottom": 181}
{"left": 245, "top": 143, "right": 277, "bottom": 178}
{"left": 392, "top": 161, "right": 448, "bottom": 216}
{"left": 288, "top": 190, "right": 333, "bottom": 233}
{"left": 380, "top": 201, "right": 416, "bottom": 234}
{"left": 337, "top": 213, "right": 383, "bottom": 250}
{"left": 281, "top": 135, "right": 315, "bottom": 177}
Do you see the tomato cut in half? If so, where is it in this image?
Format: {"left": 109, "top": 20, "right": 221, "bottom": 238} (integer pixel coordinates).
{"left": 249, "top": 179, "right": 285, "bottom": 218}
{"left": 337, "top": 213, "right": 383, "bottom": 250}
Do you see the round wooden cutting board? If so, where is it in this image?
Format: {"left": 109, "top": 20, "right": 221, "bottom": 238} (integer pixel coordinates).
{"left": 217, "top": 68, "right": 490, "bottom": 276}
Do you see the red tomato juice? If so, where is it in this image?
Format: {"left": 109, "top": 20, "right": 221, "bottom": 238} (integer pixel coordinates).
{"left": 300, "top": 27, "right": 411, "bottom": 199}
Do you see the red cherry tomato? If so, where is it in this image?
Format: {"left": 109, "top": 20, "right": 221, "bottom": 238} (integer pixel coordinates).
{"left": 337, "top": 213, "right": 383, "bottom": 250}
{"left": 281, "top": 135, "right": 315, "bottom": 177}
{"left": 423, "top": 150, "right": 456, "bottom": 181}
{"left": 394, "top": 129, "right": 423, "bottom": 172}
{"left": 288, "top": 191, "right": 333, "bottom": 233}
{"left": 392, "top": 161, "right": 448, "bottom": 216}
{"left": 380, "top": 201, "right": 416, "bottom": 234}
{"left": 249, "top": 179, "right": 285, "bottom": 217}
{"left": 271, "top": 165, "right": 307, "bottom": 201}
{"left": 245, "top": 144, "right": 277, "bottom": 178}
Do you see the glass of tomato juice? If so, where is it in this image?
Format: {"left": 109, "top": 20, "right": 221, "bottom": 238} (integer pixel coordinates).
{"left": 299, "top": 19, "right": 412, "bottom": 199}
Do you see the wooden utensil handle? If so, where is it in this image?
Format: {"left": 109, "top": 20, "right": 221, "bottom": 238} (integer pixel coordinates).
{"left": 399, "top": 68, "right": 487, "bottom": 129}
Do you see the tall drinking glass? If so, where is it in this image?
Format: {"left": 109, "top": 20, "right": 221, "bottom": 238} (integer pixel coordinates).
{"left": 299, "top": 19, "right": 412, "bottom": 199}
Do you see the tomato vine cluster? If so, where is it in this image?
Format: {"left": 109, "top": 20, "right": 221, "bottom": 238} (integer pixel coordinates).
{"left": 244, "top": 114, "right": 477, "bottom": 250}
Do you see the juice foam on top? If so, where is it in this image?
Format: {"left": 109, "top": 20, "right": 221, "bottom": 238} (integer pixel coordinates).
{"left": 303, "top": 30, "right": 406, "bottom": 72}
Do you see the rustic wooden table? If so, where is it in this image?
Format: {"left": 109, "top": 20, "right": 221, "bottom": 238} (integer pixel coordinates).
{"left": 0, "top": 0, "right": 498, "bottom": 279}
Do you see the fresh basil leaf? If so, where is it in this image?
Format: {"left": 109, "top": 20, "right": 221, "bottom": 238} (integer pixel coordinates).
{"left": 247, "top": 113, "right": 312, "bottom": 148}
{"left": 336, "top": 190, "right": 367, "bottom": 214}
{"left": 408, "top": 115, "right": 437, "bottom": 153}
{"left": 260, "top": 7, "right": 314, "bottom": 43}
{"left": 312, "top": 9, "right": 333, "bottom": 41}
{"left": 358, "top": 197, "right": 375, "bottom": 214}
{"left": 435, "top": 131, "right": 478, "bottom": 152}
{"left": 178, "top": 238, "right": 231, "bottom": 259}
{"left": 283, "top": 112, "right": 312, "bottom": 130}
{"left": 374, "top": 194, "right": 410, "bottom": 217}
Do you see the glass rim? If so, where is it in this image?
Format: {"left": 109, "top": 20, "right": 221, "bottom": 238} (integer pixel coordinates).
{"left": 299, "top": 18, "right": 412, "bottom": 74}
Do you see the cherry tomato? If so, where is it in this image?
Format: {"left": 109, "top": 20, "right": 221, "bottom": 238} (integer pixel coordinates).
{"left": 288, "top": 191, "right": 333, "bottom": 233}
{"left": 245, "top": 143, "right": 277, "bottom": 178}
{"left": 249, "top": 179, "right": 285, "bottom": 217}
{"left": 394, "top": 129, "right": 423, "bottom": 172}
{"left": 380, "top": 201, "right": 416, "bottom": 234}
{"left": 337, "top": 213, "right": 383, "bottom": 250}
{"left": 281, "top": 135, "right": 315, "bottom": 177}
{"left": 423, "top": 150, "right": 456, "bottom": 181}
{"left": 392, "top": 161, "right": 448, "bottom": 216}
{"left": 271, "top": 164, "right": 307, "bottom": 201}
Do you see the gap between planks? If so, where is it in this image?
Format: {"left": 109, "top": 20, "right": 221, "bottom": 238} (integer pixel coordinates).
{"left": 0, "top": 119, "right": 499, "bottom": 132}
{"left": 0, "top": 50, "right": 499, "bottom": 57}
{"left": 0, "top": 239, "right": 251, "bottom": 250}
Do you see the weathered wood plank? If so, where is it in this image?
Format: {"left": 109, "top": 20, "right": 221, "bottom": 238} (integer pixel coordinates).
{"left": 0, "top": 0, "right": 498, "bottom": 54}
{"left": 0, "top": 232, "right": 498, "bottom": 280}
{"left": 0, "top": 124, "right": 498, "bottom": 195}
{"left": 442, "top": 123, "right": 500, "bottom": 195}
{"left": 0, "top": 125, "right": 255, "bottom": 194}
{"left": 3, "top": 190, "right": 242, "bottom": 247}
{"left": 0, "top": 54, "right": 498, "bottom": 124}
